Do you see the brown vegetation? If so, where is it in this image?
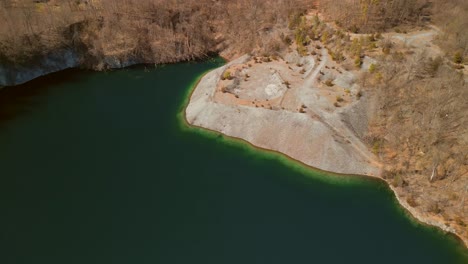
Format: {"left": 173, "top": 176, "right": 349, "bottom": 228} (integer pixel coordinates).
{"left": 314, "top": 0, "right": 468, "bottom": 241}
{"left": 432, "top": 0, "right": 468, "bottom": 61}
{"left": 364, "top": 32, "right": 468, "bottom": 240}
{"left": 0, "top": 0, "right": 312, "bottom": 68}
{"left": 319, "top": 0, "right": 431, "bottom": 33}
{"left": 317, "top": 0, "right": 467, "bottom": 62}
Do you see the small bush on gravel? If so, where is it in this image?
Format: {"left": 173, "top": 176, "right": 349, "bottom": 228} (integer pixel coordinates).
{"left": 454, "top": 51, "right": 463, "bottom": 64}
{"left": 221, "top": 71, "right": 233, "bottom": 80}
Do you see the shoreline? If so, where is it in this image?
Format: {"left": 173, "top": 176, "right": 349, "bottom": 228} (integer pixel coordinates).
{"left": 181, "top": 65, "right": 468, "bottom": 250}
{"left": 2, "top": 57, "right": 465, "bottom": 249}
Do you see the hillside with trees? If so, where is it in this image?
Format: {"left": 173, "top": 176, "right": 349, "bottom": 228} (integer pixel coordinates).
{"left": 0, "top": 0, "right": 312, "bottom": 69}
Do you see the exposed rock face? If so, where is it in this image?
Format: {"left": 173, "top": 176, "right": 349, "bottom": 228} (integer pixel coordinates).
{"left": 0, "top": 49, "right": 80, "bottom": 87}
{"left": 0, "top": 50, "right": 144, "bottom": 87}
{"left": 186, "top": 55, "right": 381, "bottom": 176}
{"left": 339, "top": 96, "right": 373, "bottom": 139}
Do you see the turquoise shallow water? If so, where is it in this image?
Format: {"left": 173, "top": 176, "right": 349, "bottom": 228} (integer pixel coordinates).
{"left": 0, "top": 59, "right": 467, "bottom": 264}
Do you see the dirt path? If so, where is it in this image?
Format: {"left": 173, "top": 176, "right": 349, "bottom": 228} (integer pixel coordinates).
{"left": 393, "top": 31, "right": 436, "bottom": 45}
{"left": 305, "top": 48, "right": 328, "bottom": 86}
{"left": 390, "top": 28, "right": 441, "bottom": 55}
{"left": 296, "top": 48, "right": 381, "bottom": 170}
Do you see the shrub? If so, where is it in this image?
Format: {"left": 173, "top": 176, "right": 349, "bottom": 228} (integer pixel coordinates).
{"left": 288, "top": 12, "right": 303, "bottom": 30}
{"left": 454, "top": 51, "right": 463, "bottom": 64}
{"left": 295, "top": 28, "right": 306, "bottom": 45}
{"left": 428, "top": 202, "right": 442, "bottom": 214}
{"left": 262, "top": 57, "right": 271, "bottom": 63}
{"left": 354, "top": 56, "right": 362, "bottom": 68}
{"left": 425, "top": 56, "right": 442, "bottom": 76}
{"left": 283, "top": 35, "right": 292, "bottom": 45}
{"left": 350, "top": 38, "right": 362, "bottom": 57}
{"left": 349, "top": 25, "right": 359, "bottom": 33}
{"left": 375, "top": 72, "right": 383, "bottom": 82}
{"left": 313, "top": 14, "right": 320, "bottom": 27}
{"left": 221, "top": 71, "right": 232, "bottom": 80}
{"left": 456, "top": 216, "right": 466, "bottom": 227}
{"left": 308, "top": 30, "right": 316, "bottom": 42}
{"left": 380, "top": 38, "right": 393, "bottom": 55}
{"left": 372, "top": 141, "right": 380, "bottom": 154}
{"left": 356, "top": 90, "right": 363, "bottom": 99}
{"left": 336, "top": 95, "right": 344, "bottom": 102}
{"left": 382, "top": 47, "right": 390, "bottom": 55}
{"left": 369, "top": 63, "right": 376, "bottom": 73}
{"left": 382, "top": 169, "right": 396, "bottom": 179}
{"left": 334, "top": 102, "right": 340, "bottom": 107}
{"left": 406, "top": 196, "right": 419, "bottom": 207}
{"left": 392, "top": 174, "right": 405, "bottom": 187}
{"left": 331, "top": 51, "right": 345, "bottom": 62}
{"left": 321, "top": 31, "right": 329, "bottom": 43}
{"left": 325, "top": 79, "right": 334, "bottom": 87}
{"left": 368, "top": 42, "right": 377, "bottom": 49}
{"left": 297, "top": 45, "right": 308, "bottom": 56}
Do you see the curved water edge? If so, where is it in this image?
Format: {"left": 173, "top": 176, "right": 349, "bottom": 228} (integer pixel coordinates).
{"left": 1, "top": 60, "right": 467, "bottom": 262}
{"left": 179, "top": 61, "right": 468, "bottom": 251}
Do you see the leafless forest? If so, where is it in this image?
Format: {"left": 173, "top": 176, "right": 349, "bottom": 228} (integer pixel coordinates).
{"left": 0, "top": 0, "right": 312, "bottom": 68}
{"left": 319, "top": 0, "right": 467, "bottom": 54}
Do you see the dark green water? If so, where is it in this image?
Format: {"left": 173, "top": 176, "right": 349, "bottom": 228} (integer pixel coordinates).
{"left": 0, "top": 59, "right": 467, "bottom": 264}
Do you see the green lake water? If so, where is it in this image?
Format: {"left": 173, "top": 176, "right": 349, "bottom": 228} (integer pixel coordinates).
{"left": 0, "top": 59, "right": 467, "bottom": 263}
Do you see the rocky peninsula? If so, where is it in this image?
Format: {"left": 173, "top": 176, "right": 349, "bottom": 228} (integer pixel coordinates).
{"left": 186, "top": 52, "right": 380, "bottom": 176}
